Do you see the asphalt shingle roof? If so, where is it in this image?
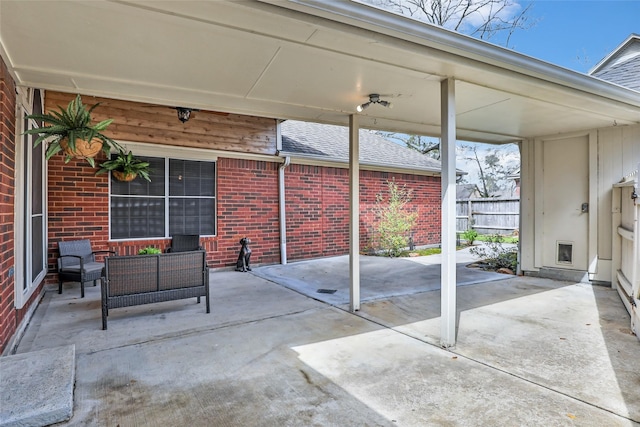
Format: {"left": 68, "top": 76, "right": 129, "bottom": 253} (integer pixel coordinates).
{"left": 592, "top": 55, "right": 640, "bottom": 91}
{"left": 591, "top": 35, "right": 640, "bottom": 92}
{"left": 280, "top": 120, "right": 443, "bottom": 173}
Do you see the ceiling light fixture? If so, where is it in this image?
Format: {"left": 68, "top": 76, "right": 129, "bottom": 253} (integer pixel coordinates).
{"left": 356, "top": 94, "right": 393, "bottom": 112}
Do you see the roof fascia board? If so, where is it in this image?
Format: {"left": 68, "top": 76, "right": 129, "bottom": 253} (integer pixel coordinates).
{"left": 258, "top": 0, "right": 640, "bottom": 108}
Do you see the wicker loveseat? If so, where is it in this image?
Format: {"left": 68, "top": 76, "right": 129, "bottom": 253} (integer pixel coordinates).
{"left": 101, "top": 250, "right": 210, "bottom": 329}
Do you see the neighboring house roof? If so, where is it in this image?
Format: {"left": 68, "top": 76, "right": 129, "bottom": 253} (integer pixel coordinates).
{"left": 280, "top": 120, "right": 458, "bottom": 176}
{"left": 590, "top": 34, "right": 640, "bottom": 91}
{"left": 457, "top": 184, "right": 481, "bottom": 199}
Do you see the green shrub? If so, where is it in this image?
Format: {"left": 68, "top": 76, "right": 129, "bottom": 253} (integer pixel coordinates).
{"left": 486, "top": 234, "right": 503, "bottom": 243}
{"left": 469, "top": 235, "right": 517, "bottom": 271}
{"left": 138, "top": 247, "right": 161, "bottom": 255}
{"left": 462, "top": 229, "right": 478, "bottom": 245}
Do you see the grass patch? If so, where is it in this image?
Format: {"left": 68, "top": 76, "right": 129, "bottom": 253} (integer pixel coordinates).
{"left": 475, "top": 235, "right": 519, "bottom": 244}
{"left": 410, "top": 247, "right": 442, "bottom": 256}
{"left": 395, "top": 247, "right": 464, "bottom": 257}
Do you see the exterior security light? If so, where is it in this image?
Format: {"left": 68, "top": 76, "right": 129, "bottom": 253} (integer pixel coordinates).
{"left": 176, "top": 107, "right": 192, "bottom": 123}
{"left": 175, "top": 107, "right": 201, "bottom": 123}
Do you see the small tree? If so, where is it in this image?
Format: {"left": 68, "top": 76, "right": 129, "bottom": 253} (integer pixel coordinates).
{"left": 459, "top": 144, "right": 519, "bottom": 197}
{"left": 375, "top": 180, "right": 418, "bottom": 256}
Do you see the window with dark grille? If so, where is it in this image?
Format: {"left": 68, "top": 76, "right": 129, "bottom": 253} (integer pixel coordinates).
{"left": 110, "top": 156, "right": 216, "bottom": 239}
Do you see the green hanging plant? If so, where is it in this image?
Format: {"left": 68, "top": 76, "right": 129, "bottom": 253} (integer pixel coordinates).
{"left": 96, "top": 149, "right": 152, "bottom": 182}
{"left": 23, "top": 94, "right": 123, "bottom": 167}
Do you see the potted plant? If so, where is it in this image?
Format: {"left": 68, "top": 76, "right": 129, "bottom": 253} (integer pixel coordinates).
{"left": 24, "top": 94, "right": 123, "bottom": 167}
{"left": 96, "top": 149, "right": 151, "bottom": 182}
{"left": 138, "top": 247, "right": 161, "bottom": 255}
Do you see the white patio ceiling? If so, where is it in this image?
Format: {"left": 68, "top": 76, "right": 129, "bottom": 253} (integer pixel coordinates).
{"left": 1, "top": 0, "right": 640, "bottom": 144}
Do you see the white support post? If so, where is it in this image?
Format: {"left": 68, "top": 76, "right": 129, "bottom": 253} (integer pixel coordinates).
{"left": 441, "top": 78, "right": 457, "bottom": 348}
{"left": 349, "top": 115, "right": 360, "bottom": 312}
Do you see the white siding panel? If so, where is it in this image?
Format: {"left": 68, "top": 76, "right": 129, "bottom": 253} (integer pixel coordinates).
{"left": 598, "top": 127, "right": 621, "bottom": 260}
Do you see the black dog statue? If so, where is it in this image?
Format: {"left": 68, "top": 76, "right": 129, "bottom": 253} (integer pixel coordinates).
{"left": 235, "top": 237, "right": 252, "bottom": 272}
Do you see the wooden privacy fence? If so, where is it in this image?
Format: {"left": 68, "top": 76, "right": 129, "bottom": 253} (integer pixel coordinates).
{"left": 456, "top": 198, "right": 519, "bottom": 235}
{"left": 611, "top": 174, "right": 640, "bottom": 338}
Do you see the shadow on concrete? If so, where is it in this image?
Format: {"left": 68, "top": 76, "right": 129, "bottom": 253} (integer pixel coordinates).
{"left": 252, "top": 255, "right": 640, "bottom": 424}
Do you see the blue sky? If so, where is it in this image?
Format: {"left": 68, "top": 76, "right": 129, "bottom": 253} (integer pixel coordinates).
{"left": 512, "top": 1, "right": 640, "bottom": 72}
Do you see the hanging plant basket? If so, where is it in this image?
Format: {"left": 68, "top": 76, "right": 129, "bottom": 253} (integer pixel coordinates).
{"left": 60, "top": 137, "right": 104, "bottom": 160}
{"left": 23, "top": 94, "right": 123, "bottom": 168}
{"left": 112, "top": 170, "right": 138, "bottom": 182}
{"left": 96, "top": 150, "right": 151, "bottom": 182}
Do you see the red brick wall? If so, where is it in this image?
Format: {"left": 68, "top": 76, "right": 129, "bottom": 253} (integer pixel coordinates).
{"left": 216, "top": 158, "right": 281, "bottom": 266}
{"left": 47, "top": 154, "right": 112, "bottom": 275}
{"left": 285, "top": 165, "right": 349, "bottom": 259}
{"left": 46, "top": 156, "right": 282, "bottom": 278}
{"left": 285, "top": 165, "right": 441, "bottom": 261}
{"left": 46, "top": 156, "right": 441, "bottom": 276}
{"left": 0, "top": 59, "right": 16, "bottom": 353}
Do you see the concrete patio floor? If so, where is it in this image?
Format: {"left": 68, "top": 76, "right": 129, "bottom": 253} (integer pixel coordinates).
{"left": 10, "top": 252, "right": 640, "bottom": 426}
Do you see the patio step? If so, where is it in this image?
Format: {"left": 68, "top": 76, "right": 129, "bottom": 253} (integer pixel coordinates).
{"left": 0, "top": 345, "right": 75, "bottom": 427}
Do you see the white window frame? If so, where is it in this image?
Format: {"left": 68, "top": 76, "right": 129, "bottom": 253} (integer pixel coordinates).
{"left": 14, "top": 88, "right": 47, "bottom": 309}
{"left": 108, "top": 142, "right": 218, "bottom": 241}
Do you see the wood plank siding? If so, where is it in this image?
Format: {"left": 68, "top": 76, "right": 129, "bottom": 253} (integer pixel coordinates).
{"left": 44, "top": 92, "right": 278, "bottom": 155}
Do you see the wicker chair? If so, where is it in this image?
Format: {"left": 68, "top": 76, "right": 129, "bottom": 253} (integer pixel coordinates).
{"left": 57, "top": 240, "right": 116, "bottom": 298}
{"left": 166, "top": 234, "right": 202, "bottom": 253}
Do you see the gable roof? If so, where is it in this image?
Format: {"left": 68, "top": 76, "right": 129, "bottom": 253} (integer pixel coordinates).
{"left": 280, "top": 120, "right": 451, "bottom": 175}
{"left": 590, "top": 34, "right": 640, "bottom": 91}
